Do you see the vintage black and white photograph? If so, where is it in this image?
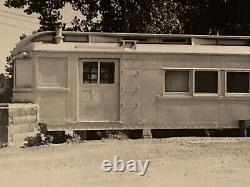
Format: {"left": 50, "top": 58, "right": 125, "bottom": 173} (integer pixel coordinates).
{"left": 1, "top": 0, "right": 250, "bottom": 186}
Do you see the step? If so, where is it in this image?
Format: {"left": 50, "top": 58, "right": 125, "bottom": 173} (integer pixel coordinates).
{"left": 8, "top": 123, "right": 38, "bottom": 134}
{"left": 8, "top": 131, "right": 39, "bottom": 146}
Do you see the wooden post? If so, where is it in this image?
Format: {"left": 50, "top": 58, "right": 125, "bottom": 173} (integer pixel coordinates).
{"left": 239, "top": 120, "right": 247, "bottom": 137}
{"left": 143, "top": 129, "right": 152, "bottom": 139}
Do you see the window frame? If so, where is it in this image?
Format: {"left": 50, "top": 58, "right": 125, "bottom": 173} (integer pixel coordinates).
{"left": 163, "top": 68, "right": 221, "bottom": 97}
{"left": 162, "top": 67, "right": 250, "bottom": 97}
{"left": 100, "top": 62, "right": 115, "bottom": 84}
{"left": 81, "top": 59, "right": 116, "bottom": 85}
{"left": 225, "top": 70, "right": 250, "bottom": 96}
{"left": 193, "top": 69, "right": 220, "bottom": 96}
{"left": 164, "top": 69, "right": 191, "bottom": 95}
{"left": 82, "top": 61, "right": 99, "bottom": 84}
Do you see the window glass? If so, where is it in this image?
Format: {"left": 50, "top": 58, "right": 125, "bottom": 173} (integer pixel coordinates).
{"left": 195, "top": 71, "right": 218, "bottom": 93}
{"left": 165, "top": 71, "right": 189, "bottom": 92}
{"left": 227, "top": 72, "right": 249, "bottom": 93}
{"left": 100, "top": 63, "right": 115, "bottom": 84}
{"left": 83, "top": 62, "right": 98, "bottom": 83}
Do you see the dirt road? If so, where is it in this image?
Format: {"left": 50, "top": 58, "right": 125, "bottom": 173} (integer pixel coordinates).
{"left": 0, "top": 138, "right": 250, "bottom": 187}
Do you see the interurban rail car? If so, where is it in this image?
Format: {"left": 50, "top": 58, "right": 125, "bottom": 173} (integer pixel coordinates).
{"left": 12, "top": 29, "right": 250, "bottom": 131}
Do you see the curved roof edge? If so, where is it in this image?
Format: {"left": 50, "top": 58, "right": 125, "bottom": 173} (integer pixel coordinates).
{"left": 12, "top": 31, "right": 250, "bottom": 55}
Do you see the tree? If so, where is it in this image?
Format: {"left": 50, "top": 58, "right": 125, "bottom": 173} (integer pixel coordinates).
{"left": 1, "top": 54, "right": 14, "bottom": 102}
{"left": 5, "top": 54, "right": 14, "bottom": 80}
{"left": 5, "top": 0, "right": 184, "bottom": 33}
{"left": 68, "top": 0, "right": 100, "bottom": 32}
{"left": 0, "top": 74, "right": 10, "bottom": 102}
{"left": 5, "top": 0, "right": 250, "bottom": 35}
{"left": 178, "top": 0, "right": 250, "bottom": 35}
{"left": 4, "top": 0, "right": 102, "bottom": 32}
{"left": 4, "top": 0, "right": 69, "bottom": 31}
{"left": 144, "top": 0, "right": 182, "bottom": 34}
{"left": 97, "top": 0, "right": 183, "bottom": 34}
{"left": 68, "top": 0, "right": 183, "bottom": 33}
{"left": 0, "top": 55, "right": 13, "bottom": 103}
{"left": 219, "top": 0, "right": 250, "bottom": 35}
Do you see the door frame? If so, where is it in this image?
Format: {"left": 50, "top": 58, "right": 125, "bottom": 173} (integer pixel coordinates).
{"left": 77, "top": 58, "right": 120, "bottom": 122}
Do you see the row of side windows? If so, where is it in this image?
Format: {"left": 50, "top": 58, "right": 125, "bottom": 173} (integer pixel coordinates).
{"left": 82, "top": 62, "right": 249, "bottom": 94}
{"left": 165, "top": 70, "right": 249, "bottom": 94}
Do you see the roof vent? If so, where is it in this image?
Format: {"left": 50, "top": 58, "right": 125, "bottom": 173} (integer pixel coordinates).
{"left": 120, "top": 40, "right": 137, "bottom": 49}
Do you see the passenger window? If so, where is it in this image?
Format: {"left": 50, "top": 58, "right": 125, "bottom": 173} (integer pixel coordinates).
{"left": 195, "top": 71, "right": 218, "bottom": 93}
{"left": 165, "top": 71, "right": 189, "bottom": 92}
{"left": 227, "top": 72, "right": 249, "bottom": 93}
{"left": 100, "top": 62, "right": 115, "bottom": 84}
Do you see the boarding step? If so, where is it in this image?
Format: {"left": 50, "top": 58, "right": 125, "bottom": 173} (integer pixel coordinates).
{"left": 8, "top": 123, "right": 38, "bottom": 134}
{"left": 8, "top": 130, "right": 39, "bottom": 146}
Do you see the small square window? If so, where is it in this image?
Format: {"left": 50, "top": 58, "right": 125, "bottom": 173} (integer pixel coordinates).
{"left": 83, "top": 62, "right": 98, "bottom": 83}
{"left": 165, "top": 71, "right": 189, "bottom": 92}
{"left": 82, "top": 61, "right": 115, "bottom": 84}
{"left": 227, "top": 72, "right": 249, "bottom": 93}
{"left": 195, "top": 71, "right": 218, "bottom": 93}
{"left": 100, "top": 62, "right": 115, "bottom": 84}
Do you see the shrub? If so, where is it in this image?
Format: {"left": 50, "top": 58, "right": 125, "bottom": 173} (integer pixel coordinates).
{"left": 23, "top": 123, "right": 53, "bottom": 147}
{"left": 65, "top": 133, "right": 82, "bottom": 143}
{"left": 0, "top": 141, "right": 8, "bottom": 149}
{"left": 24, "top": 133, "right": 53, "bottom": 147}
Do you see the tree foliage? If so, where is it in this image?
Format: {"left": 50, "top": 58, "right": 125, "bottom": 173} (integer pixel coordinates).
{"left": 5, "top": 0, "right": 250, "bottom": 35}
{"left": 68, "top": 0, "right": 100, "bottom": 32}
{"left": 97, "top": 0, "right": 182, "bottom": 34}
{"left": 0, "top": 55, "right": 13, "bottom": 102}
{"left": 178, "top": 0, "right": 250, "bottom": 35}
{"left": 5, "top": 54, "right": 14, "bottom": 80}
{"left": 5, "top": 0, "right": 69, "bottom": 31}
{"left": 4, "top": 0, "right": 183, "bottom": 33}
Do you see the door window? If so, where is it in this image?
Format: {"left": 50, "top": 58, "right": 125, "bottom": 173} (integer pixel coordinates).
{"left": 83, "top": 61, "right": 115, "bottom": 84}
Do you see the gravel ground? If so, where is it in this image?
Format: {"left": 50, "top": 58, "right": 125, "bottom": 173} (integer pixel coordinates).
{"left": 0, "top": 137, "right": 250, "bottom": 187}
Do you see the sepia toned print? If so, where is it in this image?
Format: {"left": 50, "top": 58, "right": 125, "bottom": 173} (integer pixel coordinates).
{"left": 1, "top": 1, "right": 250, "bottom": 187}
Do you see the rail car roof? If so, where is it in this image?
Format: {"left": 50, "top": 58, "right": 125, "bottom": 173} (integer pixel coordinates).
{"left": 12, "top": 31, "right": 250, "bottom": 56}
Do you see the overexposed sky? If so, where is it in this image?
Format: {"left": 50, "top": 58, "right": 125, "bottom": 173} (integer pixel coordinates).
{"left": 0, "top": 2, "right": 38, "bottom": 73}
{"left": 0, "top": 2, "right": 81, "bottom": 73}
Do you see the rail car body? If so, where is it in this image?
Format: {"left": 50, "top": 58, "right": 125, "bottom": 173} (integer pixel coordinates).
{"left": 12, "top": 30, "right": 250, "bottom": 131}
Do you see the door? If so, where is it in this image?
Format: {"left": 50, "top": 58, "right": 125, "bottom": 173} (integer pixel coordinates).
{"left": 78, "top": 59, "right": 119, "bottom": 121}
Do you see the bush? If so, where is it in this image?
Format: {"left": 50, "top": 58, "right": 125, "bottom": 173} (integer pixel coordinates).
{"left": 65, "top": 133, "right": 82, "bottom": 143}
{"left": 23, "top": 123, "right": 53, "bottom": 147}
{"left": 0, "top": 141, "right": 8, "bottom": 149}
{"left": 24, "top": 133, "right": 53, "bottom": 147}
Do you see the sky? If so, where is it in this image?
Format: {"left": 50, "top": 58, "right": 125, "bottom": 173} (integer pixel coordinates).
{"left": 0, "top": 1, "right": 81, "bottom": 74}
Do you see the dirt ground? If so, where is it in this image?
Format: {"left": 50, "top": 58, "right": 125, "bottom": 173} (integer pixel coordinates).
{"left": 0, "top": 137, "right": 250, "bottom": 187}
